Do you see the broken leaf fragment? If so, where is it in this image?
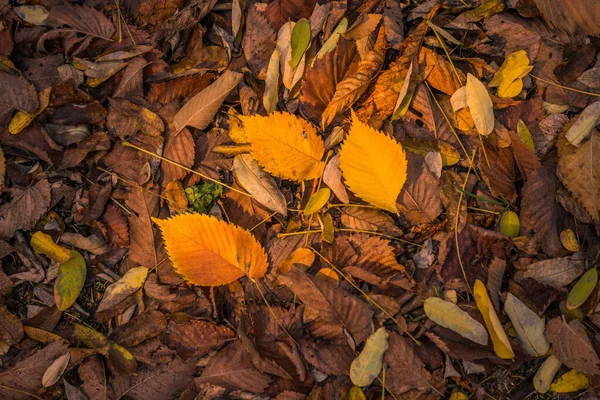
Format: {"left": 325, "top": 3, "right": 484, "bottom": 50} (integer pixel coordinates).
{"left": 465, "top": 73, "right": 494, "bottom": 136}
{"left": 566, "top": 268, "right": 597, "bottom": 310}
{"left": 54, "top": 250, "right": 87, "bottom": 311}
{"left": 339, "top": 111, "right": 408, "bottom": 213}
{"left": 424, "top": 297, "right": 488, "bottom": 345}
{"left": 474, "top": 280, "right": 514, "bottom": 359}
{"left": 154, "top": 213, "right": 268, "bottom": 286}
{"left": 350, "top": 327, "right": 389, "bottom": 387}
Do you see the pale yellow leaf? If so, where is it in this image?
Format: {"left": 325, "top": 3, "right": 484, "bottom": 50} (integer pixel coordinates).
{"left": 339, "top": 112, "right": 408, "bottom": 213}
{"left": 551, "top": 369, "right": 590, "bottom": 393}
{"left": 96, "top": 266, "right": 148, "bottom": 313}
{"left": 504, "top": 293, "right": 549, "bottom": 357}
{"left": 277, "top": 21, "right": 305, "bottom": 90}
{"left": 350, "top": 327, "right": 389, "bottom": 387}
{"left": 154, "top": 213, "right": 268, "bottom": 286}
{"left": 30, "top": 231, "right": 71, "bottom": 263}
{"left": 241, "top": 112, "right": 325, "bottom": 182}
{"left": 565, "top": 101, "right": 600, "bottom": 147}
{"left": 424, "top": 297, "right": 488, "bottom": 345}
{"left": 474, "top": 279, "right": 514, "bottom": 359}
{"left": 174, "top": 71, "right": 243, "bottom": 131}
{"left": 466, "top": 73, "right": 494, "bottom": 136}
{"left": 534, "top": 355, "right": 562, "bottom": 393}
{"left": 263, "top": 48, "right": 280, "bottom": 113}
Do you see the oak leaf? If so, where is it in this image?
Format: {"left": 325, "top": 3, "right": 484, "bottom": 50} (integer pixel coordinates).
{"left": 241, "top": 112, "right": 325, "bottom": 182}
{"left": 339, "top": 112, "right": 408, "bottom": 213}
{"left": 154, "top": 213, "right": 269, "bottom": 286}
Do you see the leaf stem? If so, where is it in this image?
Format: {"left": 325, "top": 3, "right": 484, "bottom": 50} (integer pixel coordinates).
{"left": 455, "top": 150, "right": 477, "bottom": 294}
{"left": 530, "top": 74, "right": 600, "bottom": 97}
{"left": 121, "top": 141, "right": 252, "bottom": 197}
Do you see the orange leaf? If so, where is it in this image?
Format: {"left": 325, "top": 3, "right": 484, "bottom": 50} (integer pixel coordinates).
{"left": 153, "top": 213, "right": 268, "bottom": 286}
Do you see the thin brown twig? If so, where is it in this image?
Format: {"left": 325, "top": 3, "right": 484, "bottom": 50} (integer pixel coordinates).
{"left": 455, "top": 149, "right": 477, "bottom": 294}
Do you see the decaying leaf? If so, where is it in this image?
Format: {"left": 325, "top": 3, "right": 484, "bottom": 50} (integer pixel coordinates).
{"left": 566, "top": 268, "right": 598, "bottom": 310}
{"left": 550, "top": 369, "right": 590, "bottom": 393}
{"left": 534, "top": 355, "right": 562, "bottom": 394}
{"left": 546, "top": 317, "right": 600, "bottom": 375}
{"left": 339, "top": 112, "right": 408, "bottom": 213}
{"left": 350, "top": 327, "right": 389, "bottom": 387}
{"left": 30, "top": 231, "right": 71, "bottom": 263}
{"left": 54, "top": 250, "right": 87, "bottom": 311}
{"left": 504, "top": 293, "right": 549, "bottom": 357}
{"left": 465, "top": 73, "right": 495, "bottom": 136}
{"left": 42, "top": 353, "right": 70, "bottom": 387}
{"left": 96, "top": 266, "right": 148, "bottom": 314}
{"left": 154, "top": 213, "right": 269, "bottom": 286}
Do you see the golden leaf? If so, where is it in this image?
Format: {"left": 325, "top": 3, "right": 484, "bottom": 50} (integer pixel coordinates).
{"left": 474, "top": 279, "right": 515, "bottom": 359}
{"left": 241, "top": 112, "right": 325, "bottom": 182}
{"left": 154, "top": 213, "right": 268, "bottom": 286}
{"left": 30, "top": 231, "right": 71, "bottom": 263}
{"left": 9, "top": 87, "right": 51, "bottom": 135}
{"left": 466, "top": 73, "right": 494, "bottom": 136}
{"left": 488, "top": 50, "right": 533, "bottom": 98}
{"left": 339, "top": 112, "right": 408, "bottom": 213}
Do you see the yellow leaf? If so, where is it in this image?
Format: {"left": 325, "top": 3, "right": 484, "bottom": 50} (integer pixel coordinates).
{"left": 566, "top": 268, "right": 597, "bottom": 310}
{"left": 489, "top": 50, "right": 532, "bottom": 98}
{"left": 449, "top": 392, "right": 468, "bottom": 400}
{"left": 499, "top": 210, "right": 520, "bottom": 238}
{"left": 466, "top": 73, "right": 494, "bottom": 136}
{"left": 304, "top": 188, "right": 330, "bottom": 215}
{"left": 339, "top": 112, "right": 408, "bottom": 213}
{"left": 516, "top": 119, "right": 535, "bottom": 150}
{"left": 154, "top": 213, "right": 269, "bottom": 286}
{"left": 504, "top": 293, "right": 549, "bottom": 357}
{"left": 318, "top": 212, "right": 335, "bottom": 243}
{"left": 227, "top": 109, "right": 247, "bottom": 144}
{"left": 551, "top": 369, "right": 590, "bottom": 393}
{"left": 277, "top": 247, "right": 315, "bottom": 273}
{"left": 165, "top": 180, "right": 189, "bottom": 213}
{"left": 96, "top": 266, "right": 148, "bottom": 313}
{"left": 424, "top": 297, "right": 488, "bottom": 345}
{"left": 534, "top": 355, "right": 562, "bottom": 393}
{"left": 9, "top": 87, "right": 51, "bottom": 135}
{"left": 241, "top": 112, "right": 325, "bottom": 182}
{"left": 474, "top": 279, "right": 515, "bottom": 359}
{"left": 350, "top": 327, "right": 389, "bottom": 386}
{"left": 30, "top": 231, "right": 71, "bottom": 263}
{"left": 560, "top": 229, "right": 580, "bottom": 252}
{"left": 348, "top": 386, "right": 366, "bottom": 400}
{"left": 316, "top": 267, "right": 339, "bottom": 284}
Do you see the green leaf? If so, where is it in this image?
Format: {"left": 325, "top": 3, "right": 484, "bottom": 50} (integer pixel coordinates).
{"left": 350, "top": 327, "right": 389, "bottom": 387}
{"left": 504, "top": 293, "right": 549, "bottom": 357}
{"left": 289, "top": 18, "right": 310, "bottom": 69}
{"left": 499, "top": 210, "right": 520, "bottom": 238}
{"left": 517, "top": 119, "right": 535, "bottom": 150}
{"left": 54, "top": 250, "right": 87, "bottom": 311}
{"left": 73, "top": 323, "right": 137, "bottom": 374}
{"left": 424, "top": 297, "right": 488, "bottom": 345}
{"left": 304, "top": 188, "right": 331, "bottom": 215}
{"left": 566, "top": 268, "right": 598, "bottom": 310}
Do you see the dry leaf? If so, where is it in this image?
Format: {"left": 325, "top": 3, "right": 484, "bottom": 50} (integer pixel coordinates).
{"left": 350, "top": 327, "right": 389, "bottom": 387}
{"left": 323, "top": 154, "right": 350, "bottom": 203}
{"left": 550, "top": 369, "right": 590, "bottom": 393}
{"left": 174, "top": 71, "right": 243, "bottom": 131}
{"left": 340, "top": 207, "right": 402, "bottom": 237}
{"left": 42, "top": 353, "right": 70, "bottom": 387}
{"left": 546, "top": 317, "right": 600, "bottom": 375}
{"left": 96, "top": 266, "right": 148, "bottom": 314}
{"left": 30, "top": 231, "right": 71, "bottom": 263}
{"left": 241, "top": 112, "right": 325, "bottom": 182}
{"left": 424, "top": 297, "right": 488, "bottom": 345}
{"left": 504, "top": 293, "right": 549, "bottom": 357}
{"left": 54, "top": 250, "right": 87, "bottom": 311}
{"left": 339, "top": 112, "right": 408, "bottom": 213}
{"left": 534, "top": 355, "right": 562, "bottom": 393}
{"left": 0, "top": 179, "right": 50, "bottom": 240}
{"left": 154, "top": 213, "right": 268, "bottom": 286}
{"left": 488, "top": 50, "right": 533, "bottom": 98}
{"left": 474, "top": 280, "right": 514, "bottom": 359}
{"left": 466, "top": 73, "right": 494, "bottom": 136}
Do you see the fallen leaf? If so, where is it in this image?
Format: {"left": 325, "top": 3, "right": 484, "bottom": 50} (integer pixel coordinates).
{"left": 290, "top": 19, "right": 311, "bottom": 69}
{"left": 241, "top": 112, "right": 325, "bottom": 182}
{"left": 277, "top": 21, "right": 305, "bottom": 90}
{"left": 174, "top": 71, "right": 243, "bottom": 131}
{"left": 30, "top": 231, "right": 71, "bottom": 263}
{"left": 166, "top": 320, "right": 235, "bottom": 356}
{"left": 154, "top": 213, "right": 268, "bottom": 286}
{"left": 424, "top": 297, "right": 488, "bottom": 345}
{"left": 560, "top": 229, "right": 580, "bottom": 252}
{"left": 110, "top": 310, "right": 167, "bottom": 347}
{"left": 474, "top": 280, "right": 514, "bottom": 359}
{"left": 420, "top": 47, "right": 464, "bottom": 95}
{"left": 546, "top": 317, "right": 600, "bottom": 375}
{"left": 323, "top": 154, "right": 350, "bottom": 203}
{"left": 339, "top": 112, "right": 408, "bottom": 213}
{"left": 42, "top": 352, "right": 70, "bottom": 387}
{"left": 384, "top": 332, "right": 432, "bottom": 396}
{"left": 304, "top": 188, "right": 330, "bottom": 215}
{"left": 244, "top": 4, "right": 277, "bottom": 79}
{"left": 0, "top": 305, "right": 23, "bottom": 346}
{"left": 504, "top": 293, "right": 549, "bottom": 357}
{"left": 54, "top": 250, "right": 87, "bottom": 311}
{"left": 96, "top": 266, "right": 148, "bottom": 314}
{"left": 550, "top": 369, "right": 590, "bottom": 393}
{"left": 339, "top": 207, "right": 402, "bottom": 237}
{"left": 0, "top": 179, "right": 51, "bottom": 240}
{"left": 233, "top": 154, "right": 287, "bottom": 216}
{"left": 499, "top": 210, "right": 520, "bottom": 238}
{"left": 46, "top": 4, "right": 115, "bottom": 40}
{"left": 9, "top": 87, "right": 51, "bottom": 135}
{"left": 565, "top": 101, "right": 600, "bottom": 147}
{"left": 350, "top": 327, "right": 389, "bottom": 387}
{"left": 488, "top": 50, "right": 533, "bottom": 98}
{"left": 466, "top": 73, "right": 494, "bottom": 136}
{"left": 401, "top": 139, "right": 461, "bottom": 166}
{"left": 566, "top": 268, "right": 598, "bottom": 310}
{"left": 14, "top": 5, "right": 49, "bottom": 25}
{"left": 263, "top": 49, "right": 280, "bottom": 113}
{"left": 74, "top": 323, "right": 137, "bottom": 375}
{"left": 534, "top": 355, "right": 562, "bottom": 394}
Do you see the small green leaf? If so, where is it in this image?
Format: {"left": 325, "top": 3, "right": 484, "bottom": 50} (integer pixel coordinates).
{"left": 289, "top": 19, "right": 311, "bottom": 69}
{"left": 517, "top": 119, "right": 535, "bottom": 150}
{"left": 54, "top": 250, "right": 87, "bottom": 311}
{"left": 499, "top": 210, "right": 520, "bottom": 238}
{"left": 304, "top": 188, "right": 331, "bottom": 215}
{"left": 566, "top": 268, "right": 598, "bottom": 310}
{"left": 350, "top": 327, "right": 389, "bottom": 387}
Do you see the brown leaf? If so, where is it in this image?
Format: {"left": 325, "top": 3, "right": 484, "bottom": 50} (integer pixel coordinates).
{"left": 397, "top": 152, "right": 443, "bottom": 224}
{"left": 321, "top": 27, "right": 386, "bottom": 128}
{"left": 509, "top": 128, "right": 542, "bottom": 181}
{"left": 166, "top": 320, "right": 235, "bottom": 357}
{"left": 478, "top": 142, "right": 517, "bottom": 203}
{"left": 558, "top": 130, "right": 600, "bottom": 222}
{"left": 0, "top": 305, "right": 23, "bottom": 345}
{"left": 264, "top": 0, "right": 317, "bottom": 30}
{"left": 521, "top": 164, "right": 565, "bottom": 256}
{"left": 110, "top": 310, "right": 167, "bottom": 348}
{"left": 113, "top": 57, "right": 148, "bottom": 99}
{"left": 158, "top": 102, "right": 195, "bottom": 188}
{"left": 79, "top": 355, "right": 113, "bottom": 400}
{"left": 243, "top": 5, "right": 277, "bottom": 80}
{"left": 0, "top": 179, "right": 50, "bottom": 240}
{"left": 147, "top": 74, "right": 215, "bottom": 105}
{"left": 58, "top": 131, "right": 111, "bottom": 170}
{"left": 340, "top": 207, "right": 402, "bottom": 236}
{"left": 0, "top": 72, "right": 39, "bottom": 115}
{"left": 419, "top": 47, "right": 464, "bottom": 95}
{"left": 298, "top": 337, "right": 354, "bottom": 375}
{"left": 514, "top": 255, "right": 586, "bottom": 288}
{"left": 107, "top": 98, "right": 165, "bottom": 139}
{"left": 100, "top": 204, "right": 130, "bottom": 248}
{"left": 195, "top": 340, "right": 271, "bottom": 393}
{"left": 46, "top": 4, "right": 115, "bottom": 40}
{"left": 279, "top": 266, "right": 374, "bottom": 344}
{"left": 546, "top": 317, "right": 600, "bottom": 375}
{"left": 126, "top": 186, "right": 160, "bottom": 268}
{"left": 300, "top": 38, "right": 357, "bottom": 124}
{"left": 384, "top": 332, "right": 431, "bottom": 396}
{"left": 0, "top": 340, "right": 69, "bottom": 399}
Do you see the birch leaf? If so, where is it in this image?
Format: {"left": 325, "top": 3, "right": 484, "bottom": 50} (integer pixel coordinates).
{"left": 240, "top": 112, "right": 325, "bottom": 182}
{"left": 233, "top": 154, "right": 287, "bottom": 216}
{"left": 154, "top": 213, "right": 269, "bottom": 286}
{"left": 339, "top": 111, "right": 408, "bottom": 213}
{"left": 474, "top": 280, "right": 515, "bottom": 359}
{"left": 350, "top": 327, "right": 389, "bottom": 387}
{"left": 504, "top": 293, "right": 549, "bottom": 357}
{"left": 424, "top": 297, "right": 488, "bottom": 345}
{"left": 466, "top": 73, "right": 494, "bottom": 136}
{"left": 174, "top": 71, "right": 243, "bottom": 132}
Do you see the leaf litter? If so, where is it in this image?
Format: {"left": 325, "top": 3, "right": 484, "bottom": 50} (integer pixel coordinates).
{"left": 1, "top": 1, "right": 600, "bottom": 399}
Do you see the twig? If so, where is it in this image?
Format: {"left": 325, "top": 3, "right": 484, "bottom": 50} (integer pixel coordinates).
{"left": 455, "top": 149, "right": 477, "bottom": 294}
{"left": 531, "top": 74, "right": 600, "bottom": 97}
